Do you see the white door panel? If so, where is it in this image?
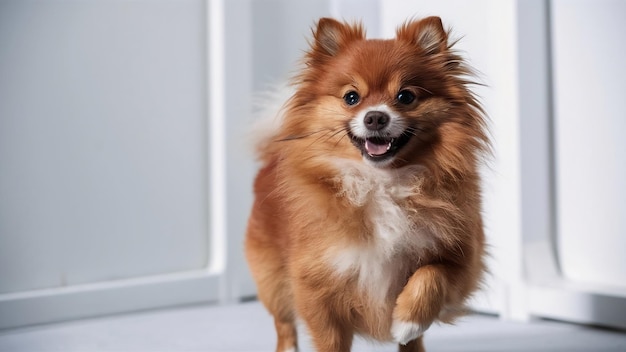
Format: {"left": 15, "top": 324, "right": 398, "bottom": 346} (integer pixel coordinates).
{"left": 0, "top": 0, "right": 219, "bottom": 329}
{"left": 551, "top": 0, "right": 626, "bottom": 290}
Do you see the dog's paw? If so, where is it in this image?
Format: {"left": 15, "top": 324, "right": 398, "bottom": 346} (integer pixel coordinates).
{"left": 391, "top": 319, "right": 431, "bottom": 345}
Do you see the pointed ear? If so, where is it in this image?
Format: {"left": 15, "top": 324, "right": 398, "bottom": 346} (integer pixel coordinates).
{"left": 311, "top": 18, "right": 365, "bottom": 57}
{"left": 396, "top": 16, "right": 448, "bottom": 55}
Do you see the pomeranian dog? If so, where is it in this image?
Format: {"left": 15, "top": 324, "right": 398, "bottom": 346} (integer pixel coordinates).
{"left": 245, "top": 16, "right": 489, "bottom": 352}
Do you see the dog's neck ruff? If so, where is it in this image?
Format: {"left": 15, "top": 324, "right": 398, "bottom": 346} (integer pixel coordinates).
{"left": 332, "top": 159, "right": 424, "bottom": 207}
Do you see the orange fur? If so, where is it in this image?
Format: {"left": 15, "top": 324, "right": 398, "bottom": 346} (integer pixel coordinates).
{"left": 245, "top": 17, "right": 490, "bottom": 352}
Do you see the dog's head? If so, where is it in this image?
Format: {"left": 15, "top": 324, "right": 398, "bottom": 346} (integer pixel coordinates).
{"left": 281, "top": 17, "right": 488, "bottom": 176}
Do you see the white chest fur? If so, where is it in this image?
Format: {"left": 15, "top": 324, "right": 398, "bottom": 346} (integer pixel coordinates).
{"left": 326, "top": 161, "right": 435, "bottom": 302}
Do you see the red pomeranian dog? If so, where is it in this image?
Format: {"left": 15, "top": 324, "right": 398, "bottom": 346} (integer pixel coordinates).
{"left": 245, "top": 17, "right": 490, "bottom": 352}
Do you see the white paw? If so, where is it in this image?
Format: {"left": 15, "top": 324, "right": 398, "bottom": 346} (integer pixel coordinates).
{"left": 391, "top": 319, "right": 431, "bottom": 345}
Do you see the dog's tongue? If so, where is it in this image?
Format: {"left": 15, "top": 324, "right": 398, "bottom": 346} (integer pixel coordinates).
{"left": 365, "top": 138, "right": 392, "bottom": 156}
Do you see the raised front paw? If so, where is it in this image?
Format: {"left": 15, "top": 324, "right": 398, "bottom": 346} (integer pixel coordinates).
{"left": 390, "top": 318, "right": 431, "bottom": 345}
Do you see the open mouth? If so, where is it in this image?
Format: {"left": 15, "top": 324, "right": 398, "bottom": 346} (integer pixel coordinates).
{"left": 348, "top": 131, "right": 412, "bottom": 163}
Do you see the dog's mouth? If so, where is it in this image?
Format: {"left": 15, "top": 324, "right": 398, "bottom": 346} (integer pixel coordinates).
{"left": 348, "top": 131, "right": 412, "bottom": 163}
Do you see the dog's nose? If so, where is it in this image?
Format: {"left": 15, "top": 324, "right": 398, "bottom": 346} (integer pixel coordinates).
{"left": 363, "top": 111, "right": 389, "bottom": 131}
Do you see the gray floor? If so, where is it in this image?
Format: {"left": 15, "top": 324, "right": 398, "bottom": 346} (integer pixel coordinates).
{"left": 0, "top": 301, "right": 625, "bottom": 352}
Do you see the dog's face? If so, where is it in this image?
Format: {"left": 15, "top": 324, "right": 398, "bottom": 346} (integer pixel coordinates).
{"left": 336, "top": 34, "right": 445, "bottom": 168}
{"left": 284, "top": 17, "right": 486, "bottom": 173}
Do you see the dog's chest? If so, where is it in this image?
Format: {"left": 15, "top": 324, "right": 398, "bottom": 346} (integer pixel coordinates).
{"left": 326, "top": 162, "right": 434, "bottom": 301}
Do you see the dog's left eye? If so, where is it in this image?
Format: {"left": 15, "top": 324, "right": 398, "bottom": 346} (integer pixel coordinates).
{"left": 397, "top": 90, "right": 416, "bottom": 105}
{"left": 343, "top": 91, "right": 360, "bottom": 106}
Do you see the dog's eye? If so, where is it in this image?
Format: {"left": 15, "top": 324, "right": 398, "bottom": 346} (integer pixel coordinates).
{"left": 397, "top": 90, "right": 416, "bottom": 105}
{"left": 343, "top": 91, "right": 360, "bottom": 106}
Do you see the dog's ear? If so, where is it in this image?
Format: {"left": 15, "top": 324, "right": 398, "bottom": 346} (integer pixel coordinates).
{"left": 311, "top": 18, "right": 365, "bottom": 57}
{"left": 396, "top": 16, "right": 448, "bottom": 55}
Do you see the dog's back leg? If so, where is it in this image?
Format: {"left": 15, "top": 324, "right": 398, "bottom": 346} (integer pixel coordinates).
{"left": 245, "top": 162, "right": 298, "bottom": 352}
{"left": 245, "top": 220, "right": 298, "bottom": 352}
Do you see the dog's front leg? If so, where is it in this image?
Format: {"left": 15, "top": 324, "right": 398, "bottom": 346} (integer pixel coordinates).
{"left": 391, "top": 264, "right": 450, "bottom": 349}
{"left": 296, "top": 292, "right": 353, "bottom": 352}
{"left": 398, "top": 337, "right": 425, "bottom": 352}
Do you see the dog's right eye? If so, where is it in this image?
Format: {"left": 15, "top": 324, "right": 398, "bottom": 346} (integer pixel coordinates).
{"left": 343, "top": 91, "right": 360, "bottom": 106}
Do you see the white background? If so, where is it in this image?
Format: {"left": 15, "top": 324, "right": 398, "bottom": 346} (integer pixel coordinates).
{"left": 0, "top": 0, "right": 624, "bottom": 330}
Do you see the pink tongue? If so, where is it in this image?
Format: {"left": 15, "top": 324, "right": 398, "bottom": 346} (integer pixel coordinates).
{"left": 365, "top": 139, "right": 391, "bottom": 156}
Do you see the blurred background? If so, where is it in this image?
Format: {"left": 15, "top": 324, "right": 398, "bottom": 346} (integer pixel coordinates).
{"left": 1, "top": 0, "right": 625, "bottom": 334}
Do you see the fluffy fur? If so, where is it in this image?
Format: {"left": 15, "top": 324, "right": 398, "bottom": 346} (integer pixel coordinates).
{"left": 245, "top": 17, "right": 490, "bottom": 352}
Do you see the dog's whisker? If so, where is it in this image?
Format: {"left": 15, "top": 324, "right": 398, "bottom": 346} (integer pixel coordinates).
{"left": 303, "top": 128, "right": 345, "bottom": 151}
{"left": 416, "top": 86, "right": 434, "bottom": 95}
{"left": 274, "top": 128, "right": 333, "bottom": 142}
{"left": 325, "top": 127, "right": 350, "bottom": 142}
{"left": 331, "top": 131, "right": 351, "bottom": 148}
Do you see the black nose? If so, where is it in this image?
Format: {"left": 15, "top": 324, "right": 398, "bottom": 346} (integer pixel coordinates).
{"left": 363, "top": 111, "right": 389, "bottom": 131}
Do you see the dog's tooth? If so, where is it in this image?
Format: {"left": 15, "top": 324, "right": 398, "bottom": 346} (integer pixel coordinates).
{"left": 386, "top": 139, "right": 394, "bottom": 151}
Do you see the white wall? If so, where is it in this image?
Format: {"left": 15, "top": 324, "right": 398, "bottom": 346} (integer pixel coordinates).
{"left": 522, "top": 0, "right": 626, "bottom": 330}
